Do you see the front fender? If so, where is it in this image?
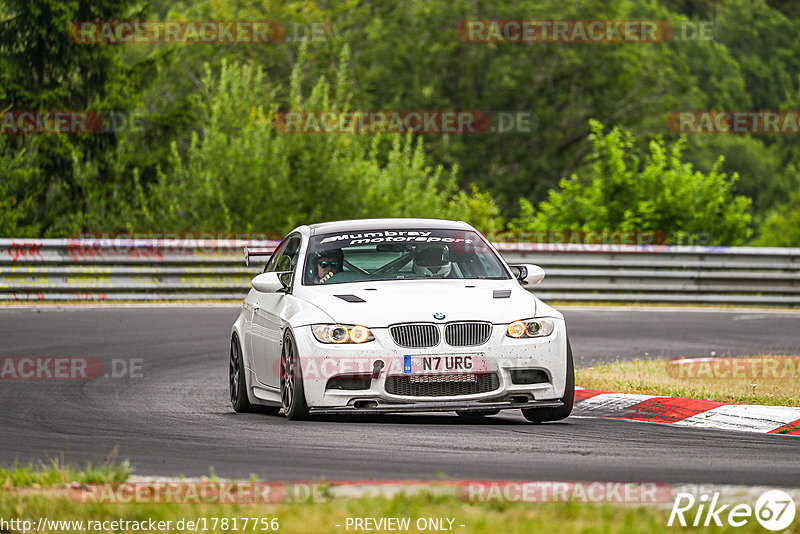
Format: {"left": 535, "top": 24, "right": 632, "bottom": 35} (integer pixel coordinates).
{"left": 283, "top": 296, "right": 337, "bottom": 329}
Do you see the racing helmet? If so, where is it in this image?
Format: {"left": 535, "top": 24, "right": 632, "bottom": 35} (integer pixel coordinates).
{"left": 308, "top": 248, "right": 344, "bottom": 278}
{"left": 412, "top": 244, "right": 451, "bottom": 277}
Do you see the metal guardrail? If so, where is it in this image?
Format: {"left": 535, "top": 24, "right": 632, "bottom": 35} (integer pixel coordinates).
{"left": 1, "top": 238, "right": 799, "bottom": 304}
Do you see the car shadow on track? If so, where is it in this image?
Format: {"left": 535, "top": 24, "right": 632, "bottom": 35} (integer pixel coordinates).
{"left": 270, "top": 412, "right": 552, "bottom": 426}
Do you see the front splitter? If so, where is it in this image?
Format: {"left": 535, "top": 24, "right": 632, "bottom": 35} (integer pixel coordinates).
{"left": 308, "top": 399, "right": 563, "bottom": 415}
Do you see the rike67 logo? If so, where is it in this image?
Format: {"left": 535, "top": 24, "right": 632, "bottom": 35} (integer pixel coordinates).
{"left": 669, "top": 490, "right": 796, "bottom": 531}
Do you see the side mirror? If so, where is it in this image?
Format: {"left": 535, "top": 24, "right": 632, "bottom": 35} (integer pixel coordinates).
{"left": 509, "top": 264, "right": 545, "bottom": 286}
{"left": 251, "top": 272, "right": 289, "bottom": 293}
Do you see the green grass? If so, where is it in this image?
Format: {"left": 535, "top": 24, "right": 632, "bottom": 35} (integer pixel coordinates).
{"left": 4, "top": 488, "right": 792, "bottom": 534}
{"left": 3, "top": 464, "right": 800, "bottom": 533}
{"left": 0, "top": 459, "right": 132, "bottom": 488}
{"left": 576, "top": 356, "right": 800, "bottom": 406}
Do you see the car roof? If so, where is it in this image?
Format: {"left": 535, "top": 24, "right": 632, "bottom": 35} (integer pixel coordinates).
{"left": 307, "top": 218, "right": 473, "bottom": 236}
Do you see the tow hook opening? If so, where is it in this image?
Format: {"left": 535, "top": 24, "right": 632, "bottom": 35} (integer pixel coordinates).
{"left": 372, "top": 360, "right": 385, "bottom": 379}
{"left": 353, "top": 400, "right": 379, "bottom": 409}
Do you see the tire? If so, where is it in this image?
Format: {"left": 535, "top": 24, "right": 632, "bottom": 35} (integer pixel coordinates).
{"left": 230, "top": 334, "right": 280, "bottom": 414}
{"left": 280, "top": 330, "right": 310, "bottom": 420}
{"left": 521, "top": 339, "right": 574, "bottom": 423}
{"left": 230, "top": 334, "right": 256, "bottom": 413}
{"left": 456, "top": 409, "right": 501, "bottom": 418}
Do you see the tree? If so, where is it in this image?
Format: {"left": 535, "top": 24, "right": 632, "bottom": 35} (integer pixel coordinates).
{"left": 333, "top": 0, "right": 695, "bottom": 214}
{"left": 0, "top": 137, "right": 40, "bottom": 236}
{"left": 123, "top": 47, "right": 503, "bottom": 235}
{"left": 0, "top": 0, "right": 152, "bottom": 235}
{"left": 752, "top": 183, "right": 800, "bottom": 247}
{"left": 509, "top": 120, "right": 752, "bottom": 245}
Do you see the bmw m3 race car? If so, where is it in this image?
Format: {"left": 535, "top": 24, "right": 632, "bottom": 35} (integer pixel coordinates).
{"left": 229, "top": 218, "right": 574, "bottom": 422}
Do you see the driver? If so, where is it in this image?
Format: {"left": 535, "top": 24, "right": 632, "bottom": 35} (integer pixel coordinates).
{"left": 412, "top": 244, "right": 452, "bottom": 278}
{"left": 313, "top": 249, "right": 343, "bottom": 284}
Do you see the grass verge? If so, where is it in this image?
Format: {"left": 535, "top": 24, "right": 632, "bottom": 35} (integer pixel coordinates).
{"left": 3, "top": 484, "right": 789, "bottom": 534}
{"left": 4, "top": 464, "right": 800, "bottom": 533}
{"left": 576, "top": 356, "right": 800, "bottom": 406}
{"left": 1, "top": 460, "right": 132, "bottom": 488}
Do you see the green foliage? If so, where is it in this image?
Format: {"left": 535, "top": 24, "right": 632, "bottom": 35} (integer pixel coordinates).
{"left": 0, "top": 0, "right": 153, "bottom": 234}
{"left": 712, "top": 0, "right": 800, "bottom": 112}
{"left": 445, "top": 186, "right": 504, "bottom": 240}
{"left": 0, "top": 135, "right": 39, "bottom": 235}
{"left": 338, "top": 0, "right": 691, "bottom": 210}
{"left": 1, "top": 0, "right": 799, "bottom": 246}
{"left": 681, "top": 136, "right": 795, "bottom": 213}
{"left": 510, "top": 120, "right": 752, "bottom": 245}
{"left": 123, "top": 47, "right": 502, "bottom": 235}
{"left": 753, "top": 184, "right": 800, "bottom": 247}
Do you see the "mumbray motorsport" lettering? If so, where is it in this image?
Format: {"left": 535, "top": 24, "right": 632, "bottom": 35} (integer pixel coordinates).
{"left": 319, "top": 231, "right": 473, "bottom": 246}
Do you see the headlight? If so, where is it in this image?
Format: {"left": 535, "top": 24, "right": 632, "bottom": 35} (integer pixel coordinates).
{"left": 311, "top": 324, "right": 375, "bottom": 344}
{"left": 506, "top": 318, "right": 555, "bottom": 339}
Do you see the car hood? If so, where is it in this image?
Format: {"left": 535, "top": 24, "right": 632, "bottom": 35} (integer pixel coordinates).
{"left": 296, "top": 279, "right": 544, "bottom": 327}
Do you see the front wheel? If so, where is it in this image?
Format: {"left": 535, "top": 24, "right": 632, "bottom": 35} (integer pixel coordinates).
{"left": 280, "top": 331, "right": 310, "bottom": 420}
{"left": 230, "top": 334, "right": 255, "bottom": 412}
{"left": 521, "top": 339, "right": 574, "bottom": 423}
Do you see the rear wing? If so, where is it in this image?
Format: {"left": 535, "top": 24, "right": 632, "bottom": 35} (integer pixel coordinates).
{"left": 243, "top": 246, "right": 274, "bottom": 267}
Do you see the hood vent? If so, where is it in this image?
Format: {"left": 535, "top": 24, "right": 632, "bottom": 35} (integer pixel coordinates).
{"left": 335, "top": 294, "right": 365, "bottom": 303}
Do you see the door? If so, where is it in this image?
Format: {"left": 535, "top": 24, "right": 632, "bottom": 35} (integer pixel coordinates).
{"left": 244, "top": 237, "right": 287, "bottom": 379}
{"left": 251, "top": 235, "right": 301, "bottom": 389}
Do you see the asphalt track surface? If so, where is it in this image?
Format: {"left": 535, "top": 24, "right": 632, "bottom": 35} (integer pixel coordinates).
{"left": 1, "top": 305, "right": 799, "bottom": 485}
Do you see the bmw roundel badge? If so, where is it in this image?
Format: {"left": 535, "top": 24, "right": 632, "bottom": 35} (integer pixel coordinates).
{"left": 433, "top": 312, "right": 446, "bottom": 320}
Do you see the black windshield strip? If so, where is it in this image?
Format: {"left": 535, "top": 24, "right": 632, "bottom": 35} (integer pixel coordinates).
{"left": 302, "top": 229, "right": 510, "bottom": 285}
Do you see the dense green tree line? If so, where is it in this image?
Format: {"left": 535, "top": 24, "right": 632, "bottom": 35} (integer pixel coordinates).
{"left": 1, "top": 0, "right": 799, "bottom": 244}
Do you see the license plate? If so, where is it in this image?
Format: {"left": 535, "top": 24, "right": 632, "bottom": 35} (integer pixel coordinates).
{"left": 403, "top": 354, "right": 487, "bottom": 375}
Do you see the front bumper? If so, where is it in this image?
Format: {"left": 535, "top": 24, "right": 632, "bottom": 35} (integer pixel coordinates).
{"left": 293, "top": 318, "right": 569, "bottom": 411}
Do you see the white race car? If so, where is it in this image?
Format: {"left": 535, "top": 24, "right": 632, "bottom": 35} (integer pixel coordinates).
{"left": 229, "top": 218, "right": 574, "bottom": 422}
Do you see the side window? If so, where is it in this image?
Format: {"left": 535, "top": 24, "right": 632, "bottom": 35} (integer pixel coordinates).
{"left": 263, "top": 239, "right": 288, "bottom": 273}
{"left": 274, "top": 235, "right": 301, "bottom": 273}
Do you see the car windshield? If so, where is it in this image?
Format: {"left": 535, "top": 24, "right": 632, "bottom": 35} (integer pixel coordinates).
{"left": 302, "top": 229, "right": 510, "bottom": 285}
